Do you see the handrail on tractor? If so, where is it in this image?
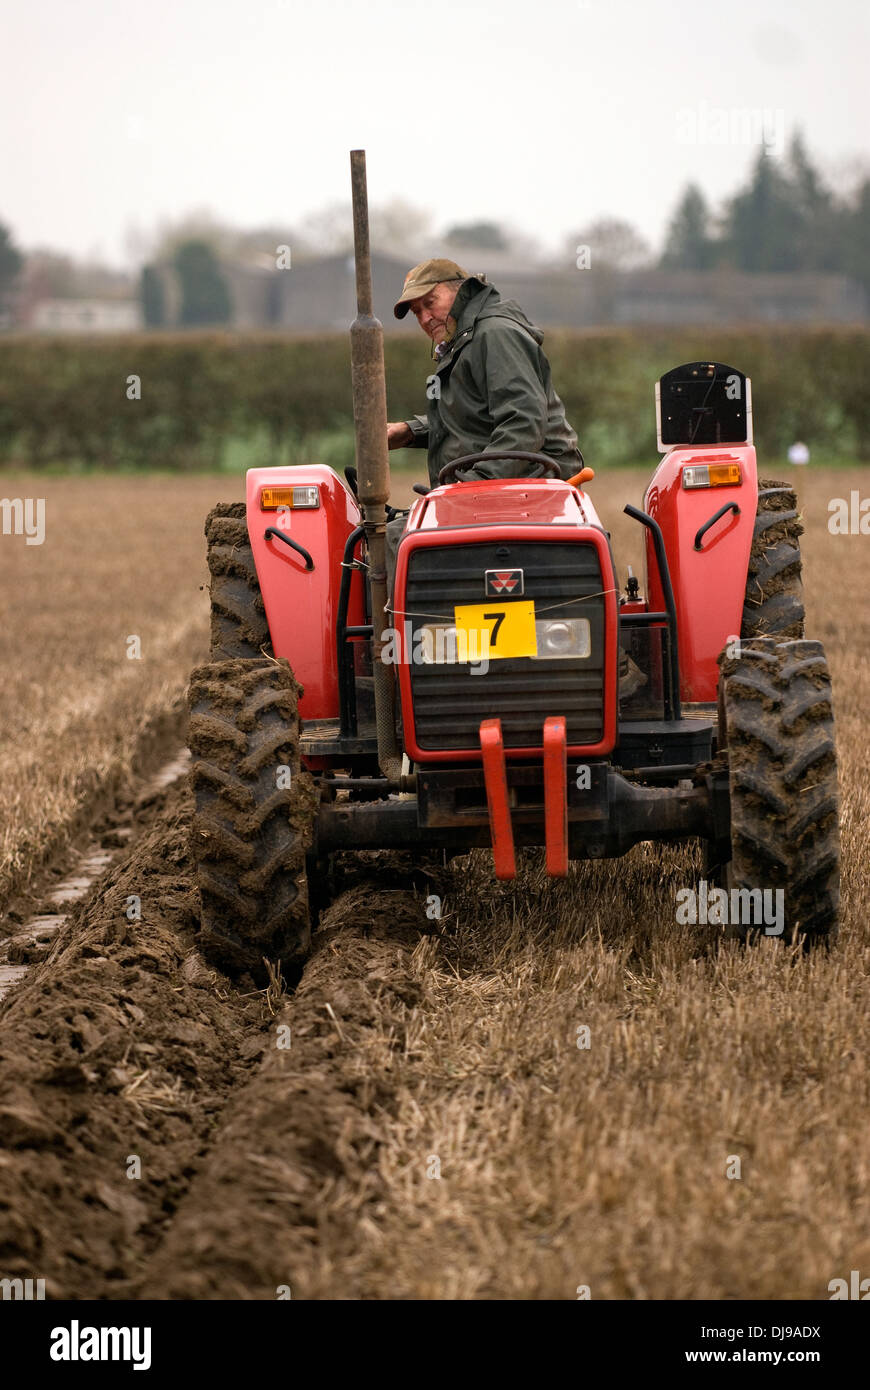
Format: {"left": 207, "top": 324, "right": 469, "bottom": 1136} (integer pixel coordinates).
{"left": 336, "top": 524, "right": 368, "bottom": 737}
{"left": 623, "top": 505, "right": 682, "bottom": 722}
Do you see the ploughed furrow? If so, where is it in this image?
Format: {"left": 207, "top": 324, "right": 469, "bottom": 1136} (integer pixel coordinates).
{"left": 0, "top": 781, "right": 269, "bottom": 1300}
{"left": 0, "top": 749, "right": 193, "bottom": 1004}
{"left": 137, "top": 878, "right": 435, "bottom": 1300}
{"left": 0, "top": 761, "right": 444, "bottom": 1301}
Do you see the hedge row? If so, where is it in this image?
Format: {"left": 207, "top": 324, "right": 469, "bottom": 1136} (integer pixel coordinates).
{"left": 0, "top": 327, "right": 867, "bottom": 469}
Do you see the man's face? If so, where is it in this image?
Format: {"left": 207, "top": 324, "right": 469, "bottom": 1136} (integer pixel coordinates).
{"left": 407, "top": 281, "right": 461, "bottom": 345}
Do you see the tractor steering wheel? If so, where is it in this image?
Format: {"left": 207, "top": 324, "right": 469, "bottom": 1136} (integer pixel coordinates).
{"left": 437, "top": 450, "right": 564, "bottom": 486}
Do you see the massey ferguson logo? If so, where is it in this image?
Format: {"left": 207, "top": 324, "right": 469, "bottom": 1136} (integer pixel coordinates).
{"left": 485, "top": 568, "right": 524, "bottom": 596}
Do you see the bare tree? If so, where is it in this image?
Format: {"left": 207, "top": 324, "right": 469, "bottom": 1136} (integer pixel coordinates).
{"left": 371, "top": 199, "right": 433, "bottom": 255}
{"left": 565, "top": 217, "right": 652, "bottom": 271}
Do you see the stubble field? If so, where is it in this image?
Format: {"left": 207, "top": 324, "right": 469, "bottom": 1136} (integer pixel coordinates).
{"left": 0, "top": 463, "right": 867, "bottom": 1300}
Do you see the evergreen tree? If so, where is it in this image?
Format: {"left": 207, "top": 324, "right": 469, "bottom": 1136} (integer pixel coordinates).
{"left": 140, "top": 263, "right": 165, "bottom": 327}
{"left": 0, "top": 220, "right": 23, "bottom": 309}
{"left": 659, "top": 184, "right": 715, "bottom": 270}
{"left": 721, "top": 151, "right": 799, "bottom": 271}
{"left": 844, "top": 178, "right": 870, "bottom": 302}
{"left": 786, "top": 132, "right": 839, "bottom": 271}
{"left": 173, "top": 240, "right": 231, "bottom": 326}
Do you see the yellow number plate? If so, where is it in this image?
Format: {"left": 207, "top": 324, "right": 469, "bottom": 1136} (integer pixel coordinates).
{"left": 453, "top": 600, "right": 537, "bottom": 661}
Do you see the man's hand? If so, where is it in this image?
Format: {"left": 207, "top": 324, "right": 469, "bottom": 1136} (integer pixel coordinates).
{"left": 387, "top": 421, "right": 413, "bottom": 449}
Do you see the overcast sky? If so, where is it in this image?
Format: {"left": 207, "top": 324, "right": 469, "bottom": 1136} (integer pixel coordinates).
{"left": 3, "top": 0, "right": 868, "bottom": 267}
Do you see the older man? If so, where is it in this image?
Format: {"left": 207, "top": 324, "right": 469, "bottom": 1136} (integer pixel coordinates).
{"left": 386, "top": 257, "right": 583, "bottom": 484}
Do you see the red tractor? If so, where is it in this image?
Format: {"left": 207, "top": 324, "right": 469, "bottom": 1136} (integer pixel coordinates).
{"left": 187, "top": 152, "right": 839, "bottom": 977}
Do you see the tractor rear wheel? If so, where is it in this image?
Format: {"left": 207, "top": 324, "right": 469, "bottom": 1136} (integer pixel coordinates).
{"left": 188, "top": 657, "right": 317, "bottom": 978}
{"left": 206, "top": 502, "right": 270, "bottom": 659}
{"left": 741, "top": 480, "right": 804, "bottom": 640}
{"left": 717, "top": 637, "right": 839, "bottom": 946}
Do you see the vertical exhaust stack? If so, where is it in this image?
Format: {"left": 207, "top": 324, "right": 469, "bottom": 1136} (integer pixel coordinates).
{"left": 349, "top": 149, "right": 391, "bottom": 514}
{"left": 348, "top": 149, "right": 405, "bottom": 787}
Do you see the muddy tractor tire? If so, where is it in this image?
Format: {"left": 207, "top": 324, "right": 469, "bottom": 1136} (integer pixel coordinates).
{"left": 717, "top": 637, "right": 839, "bottom": 946}
{"left": 188, "top": 657, "right": 317, "bottom": 977}
{"left": 206, "top": 502, "right": 270, "bottom": 659}
{"left": 741, "top": 481, "right": 804, "bottom": 641}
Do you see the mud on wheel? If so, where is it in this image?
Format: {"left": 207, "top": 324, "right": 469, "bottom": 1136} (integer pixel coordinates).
{"left": 741, "top": 480, "right": 804, "bottom": 640}
{"left": 206, "top": 502, "right": 270, "bottom": 658}
{"left": 717, "top": 637, "right": 839, "bottom": 946}
{"left": 188, "top": 657, "right": 317, "bottom": 978}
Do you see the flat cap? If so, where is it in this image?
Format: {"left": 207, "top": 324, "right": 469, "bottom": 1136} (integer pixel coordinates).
{"left": 393, "top": 257, "right": 469, "bottom": 318}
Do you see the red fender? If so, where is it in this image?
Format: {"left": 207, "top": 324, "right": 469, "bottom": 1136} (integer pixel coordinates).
{"left": 245, "top": 465, "right": 365, "bottom": 721}
{"left": 644, "top": 446, "right": 758, "bottom": 702}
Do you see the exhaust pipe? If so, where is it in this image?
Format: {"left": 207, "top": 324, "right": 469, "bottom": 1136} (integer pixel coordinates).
{"left": 349, "top": 149, "right": 408, "bottom": 789}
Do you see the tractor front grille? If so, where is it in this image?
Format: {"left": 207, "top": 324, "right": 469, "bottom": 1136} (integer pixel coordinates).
{"left": 404, "top": 541, "right": 607, "bottom": 750}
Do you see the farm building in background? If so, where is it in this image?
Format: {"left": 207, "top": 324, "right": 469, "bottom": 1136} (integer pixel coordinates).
{"left": 163, "top": 251, "right": 870, "bottom": 331}
{"left": 26, "top": 298, "right": 143, "bottom": 333}
{"left": 12, "top": 257, "right": 867, "bottom": 334}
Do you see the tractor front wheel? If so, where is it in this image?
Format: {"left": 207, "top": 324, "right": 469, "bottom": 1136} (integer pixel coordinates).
{"left": 188, "top": 657, "right": 317, "bottom": 978}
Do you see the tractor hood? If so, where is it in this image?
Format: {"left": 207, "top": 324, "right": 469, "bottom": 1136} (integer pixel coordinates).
{"left": 405, "top": 477, "right": 604, "bottom": 533}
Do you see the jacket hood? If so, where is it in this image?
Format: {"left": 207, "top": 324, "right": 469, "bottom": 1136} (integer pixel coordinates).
{"left": 452, "top": 277, "right": 544, "bottom": 345}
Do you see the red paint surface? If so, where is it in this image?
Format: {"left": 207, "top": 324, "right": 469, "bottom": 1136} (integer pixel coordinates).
{"left": 410, "top": 476, "right": 604, "bottom": 531}
{"left": 543, "top": 716, "right": 568, "bottom": 876}
{"left": 643, "top": 446, "right": 758, "bottom": 701}
{"left": 480, "top": 718, "right": 517, "bottom": 880}
{"left": 246, "top": 465, "right": 364, "bottom": 720}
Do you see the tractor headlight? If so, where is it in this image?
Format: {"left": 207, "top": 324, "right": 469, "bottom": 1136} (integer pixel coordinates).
{"left": 418, "top": 617, "right": 592, "bottom": 662}
{"left": 533, "top": 617, "right": 591, "bottom": 659}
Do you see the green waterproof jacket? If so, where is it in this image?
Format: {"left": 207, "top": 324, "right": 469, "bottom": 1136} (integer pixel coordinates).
{"left": 402, "top": 276, "right": 583, "bottom": 487}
